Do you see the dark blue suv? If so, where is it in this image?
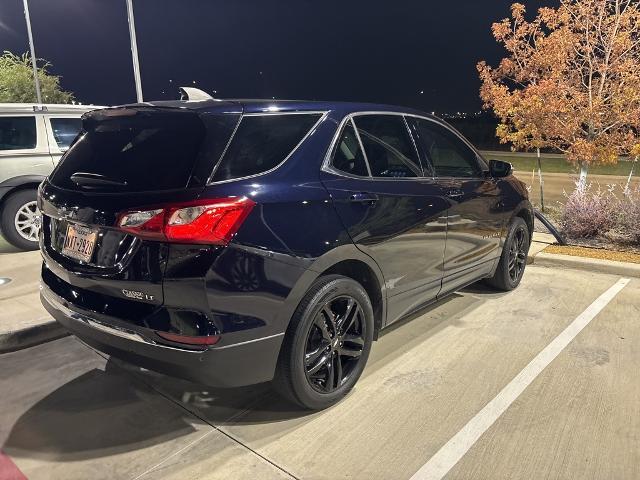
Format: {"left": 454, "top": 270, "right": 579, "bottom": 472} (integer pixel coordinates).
{"left": 39, "top": 98, "right": 532, "bottom": 409}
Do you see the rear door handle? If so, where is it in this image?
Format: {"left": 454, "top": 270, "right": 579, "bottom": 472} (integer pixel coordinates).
{"left": 446, "top": 189, "right": 464, "bottom": 199}
{"left": 349, "top": 192, "right": 379, "bottom": 204}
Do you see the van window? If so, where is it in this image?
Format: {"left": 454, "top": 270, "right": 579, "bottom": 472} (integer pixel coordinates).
{"left": 0, "top": 116, "right": 37, "bottom": 150}
{"left": 50, "top": 118, "right": 82, "bottom": 149}
{"left": 211, "top": 113, "right": 321, "bottom": 182}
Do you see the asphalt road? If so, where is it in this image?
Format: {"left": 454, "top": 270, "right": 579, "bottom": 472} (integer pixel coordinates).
{"left": 1, "top": 264, "right": 638, "bottom": 479}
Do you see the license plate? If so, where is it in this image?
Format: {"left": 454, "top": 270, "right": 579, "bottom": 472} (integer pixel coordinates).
{"left": 62, "top": 223, "right": 98, "bottom": 263}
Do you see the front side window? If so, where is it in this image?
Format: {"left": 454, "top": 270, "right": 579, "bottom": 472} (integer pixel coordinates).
{"left": 353, "top": 115, "right": 422, "bottom": 178}
{"left": 50, "top": 117, "right": 82, "bottom": 149}
{"left": 212, "top": 113, "right": 321, "bottom": 182}
{"left": 414, "top": 118, "right": 482, "bottom": 178}
{"left": 331, "top": 121, "right": 369, "bottom": 177}
{"left": 0, "top": 116, "right": 37, "bottom": 151}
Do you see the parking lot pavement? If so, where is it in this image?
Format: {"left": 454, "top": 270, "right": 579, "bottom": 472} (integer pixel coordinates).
{"left": 0, "top": 250, "right": 47, "bottom": 330}
{"left": 444, "top": 276, "right": 640, "bottom": 480}
{"left": 0, "top": 339, "right": 290, "bottom": 480}
{"left": 0, "top": 265, "right": 637, "bottom": 479}
{"left": 0, "top": 249, "right": 64, "bottom": 352}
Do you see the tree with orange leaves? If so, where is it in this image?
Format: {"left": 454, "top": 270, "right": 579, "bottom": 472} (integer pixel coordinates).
{"left": 478, "top": 0, "right": 640, "bottom": 192}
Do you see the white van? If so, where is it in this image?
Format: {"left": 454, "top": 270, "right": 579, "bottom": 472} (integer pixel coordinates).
{"left": 0, "top": 103, "right": 103, "bottom": 250}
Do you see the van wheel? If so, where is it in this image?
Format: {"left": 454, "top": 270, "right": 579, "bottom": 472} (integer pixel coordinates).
{"left": 486, "top": 217, "right": 529, "bottom": 291}
{"left": 1, "top": 190, "right": 40, "bottom": 251}
{"left": 275, "top": 274, "right": 374, "bottom": 410}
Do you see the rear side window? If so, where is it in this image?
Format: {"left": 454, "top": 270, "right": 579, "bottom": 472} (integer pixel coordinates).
{"left": 50, "top": 117, "right": 82, "bottom": 149}
{"left": 353, "top": 115, "right": 422, "bottom": 178}
{"left": 50, "top": 108, "right": 238, "bottom": 192}
{"left": 332, "top": 121, "right": 369, "bottom": 177}
{"left": 0, "top": 116, "right": 36, "bottom": 150}
{"left": 211, "top": 113, "right": 321, "bottom": 182}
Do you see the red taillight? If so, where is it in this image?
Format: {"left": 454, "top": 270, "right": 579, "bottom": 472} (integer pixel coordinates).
{"left": 156, "top": 331, "right": 221, "bottom": 347}
{"left": 117, "top": 197, "right": 255, "bottom": 245}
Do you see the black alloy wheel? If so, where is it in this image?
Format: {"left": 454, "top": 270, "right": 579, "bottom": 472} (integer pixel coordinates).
{"left": 485, "top": 216, "right": 530, "bottom": 291}
{"left": 275, "top": 274, "right": 374, "bottom": 410}
{"left": 304, "top": 296, "right": 366, "bottom": 393}
{"left": 508, "top": 225, "right": 528, "bottom": 283}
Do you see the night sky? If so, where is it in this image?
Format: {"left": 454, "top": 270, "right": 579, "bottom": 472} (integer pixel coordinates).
{"left": 0, "top": 0, "right": 555, "bottom": 112}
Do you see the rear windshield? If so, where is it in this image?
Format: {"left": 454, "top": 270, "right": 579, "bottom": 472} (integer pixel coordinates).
{"left": 50, "top": 108, "right": 239, "bottom": 192}
{"left": 211, "top": 113, "right": 321, "bottom": 182}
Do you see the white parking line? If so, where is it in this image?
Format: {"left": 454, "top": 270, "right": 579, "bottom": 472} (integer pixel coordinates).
{"left": 410, "top": 277, "right": 631, "bottom": 480}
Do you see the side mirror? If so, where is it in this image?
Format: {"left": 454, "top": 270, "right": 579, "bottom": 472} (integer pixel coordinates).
{"left": 489, "top": 159, "right": 512, "bottom": 178}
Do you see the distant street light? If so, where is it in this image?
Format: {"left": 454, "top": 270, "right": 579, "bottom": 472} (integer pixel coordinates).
{"left": 126, "top": 0, "right": 143, "bottom": 102}
{"left": 22, "top": 0, "right": 42, "bottom": 104}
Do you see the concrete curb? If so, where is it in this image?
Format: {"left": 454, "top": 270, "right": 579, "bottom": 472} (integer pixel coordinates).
{"left": 531, "top": 252, "right": 640, "bottom": 278}
{"left": 0, "top": 320, "right": 69, "bottom": 354}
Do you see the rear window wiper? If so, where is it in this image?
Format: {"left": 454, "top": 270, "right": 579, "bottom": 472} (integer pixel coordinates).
{"left": 70, "top": 172, "right": 129, "bottom": 189}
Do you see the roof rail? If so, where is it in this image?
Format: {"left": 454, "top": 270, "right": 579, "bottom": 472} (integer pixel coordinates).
{"left": 179, "top": 87, "right": 215, "bottom": 101}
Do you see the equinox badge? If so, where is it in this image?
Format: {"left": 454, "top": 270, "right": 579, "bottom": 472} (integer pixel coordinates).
{"left": 122, "top": 289, "right": 154, "bottom": 301}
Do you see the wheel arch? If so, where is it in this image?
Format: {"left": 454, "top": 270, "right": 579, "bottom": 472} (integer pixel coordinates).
{"left": 321, "top": 259, "right": 384, "bottom": 339}
{"left": 513, "top": 201, "right": 534, "bottom": 243}
{"left": 277, "top": 245, "right": 387, "bottom": 341}
{"left": 0, "top": 175, "right": 45, "bottom": 209}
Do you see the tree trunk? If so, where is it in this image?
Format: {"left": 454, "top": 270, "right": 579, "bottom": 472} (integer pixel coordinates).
{"left": 625, "top": 156, "right": 637, "bottom": 193}
{"left": 537, "top": 148, "right": 545, "bottom": 212}
{"left": 578, "top": 162, "right": 589, "bottom": 192}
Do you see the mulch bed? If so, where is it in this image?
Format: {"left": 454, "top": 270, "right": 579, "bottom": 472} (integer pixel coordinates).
{"left": 544, "top": 244, "right": 640, "bottom": 264}
{"left": 534, "top": 213, "right": 640, "bottom": 256}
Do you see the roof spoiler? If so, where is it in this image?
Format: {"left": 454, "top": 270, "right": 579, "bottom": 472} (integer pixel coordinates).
{"left": 179, "top": 87, "right": 216, "bottom": 101}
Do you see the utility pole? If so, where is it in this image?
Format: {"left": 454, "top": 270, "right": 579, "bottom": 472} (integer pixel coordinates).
{"left": 22, "top": 0, "right": 42, "bottom": 104}
{"left": 126, "top": 0, "right": 143, "bottom": 102}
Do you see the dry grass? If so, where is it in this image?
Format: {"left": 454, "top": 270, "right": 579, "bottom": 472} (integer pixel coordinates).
{"left": 544, "top": 244, "right": 640, "bottom": 264}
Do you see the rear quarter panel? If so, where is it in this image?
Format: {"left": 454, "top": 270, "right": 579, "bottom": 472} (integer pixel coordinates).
{"left": 163, "top": 114, "right": 360, "bottom": 344}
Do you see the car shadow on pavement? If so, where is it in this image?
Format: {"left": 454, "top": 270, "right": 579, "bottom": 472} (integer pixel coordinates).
{"left": 115, "top": 285, "right": 507, "bottom": 433}
{"left": 110, "top": 357, "right": 316, "bottom": 428}
{"left": 2, "top": 365, "right": 200, "bottom": 462}
{"left": 461, "top": 282, "right": 509, "bottom": 296}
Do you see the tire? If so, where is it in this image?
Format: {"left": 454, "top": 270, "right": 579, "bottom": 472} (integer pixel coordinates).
{"left": 486, "top": 217, "right": 529, "bottom": 291}
{"left": 0, "top": 189, "right": 40, "bottom": 251}
{"left": 275, "top": 274, "right": 374, "bottom": 410}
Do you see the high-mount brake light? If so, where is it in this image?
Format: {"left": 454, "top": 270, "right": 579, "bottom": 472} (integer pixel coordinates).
{"left": 117, "top": 197, "right": 255, "bottom": 245}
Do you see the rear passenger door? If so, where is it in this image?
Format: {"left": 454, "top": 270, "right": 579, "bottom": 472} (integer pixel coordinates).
{"left": 411, "top": 117, "right": 505, "bottom": 291}
{"left": 0, "top": 114, "right": 53, "bottom": 181}
{"left": 320, "top": 114, "right": 449, "bottom": 323}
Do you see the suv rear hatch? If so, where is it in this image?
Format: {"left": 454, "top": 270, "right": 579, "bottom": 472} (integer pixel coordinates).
{"left": 40, "top": 105, "right": 241, "bottom": 322}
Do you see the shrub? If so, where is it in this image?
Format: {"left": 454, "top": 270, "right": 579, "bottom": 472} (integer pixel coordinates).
{"left": 616, "top": 185, "right": 640, "bottom": 242}
{"left": 561, "top": 183, "right": 617, "bottom": 239}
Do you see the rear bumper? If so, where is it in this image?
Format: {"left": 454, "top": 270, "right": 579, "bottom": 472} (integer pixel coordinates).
{"left": 40, "top": 284, "right": 284, "bottom": 387}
